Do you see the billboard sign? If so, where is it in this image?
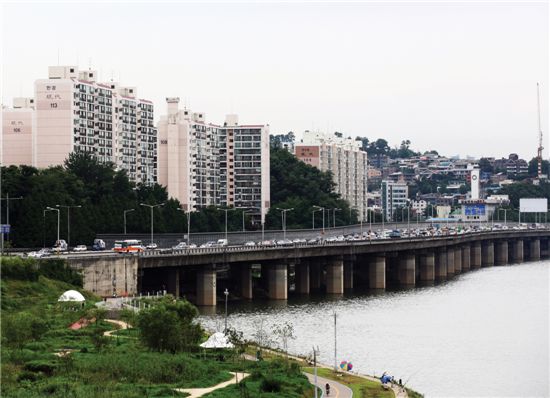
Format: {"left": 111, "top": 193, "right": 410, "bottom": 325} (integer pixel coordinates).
{"left": 465, "top": 204, "right": 485, "bottom": 216}
{"left": 519, "top": 198, "right": 548, "bottom": 213}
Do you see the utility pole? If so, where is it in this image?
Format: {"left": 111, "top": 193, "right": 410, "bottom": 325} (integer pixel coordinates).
{"left": 124, "top": 208, "right": 135, "bottom": 235}
{"left": 56, "top": 204, "right": 81, "bottom": 247}
{"left": 333, "top": 311, "right": 337, "bottom": 373}
{"left": 1, "top": 194, "right": 23, "bottom": 242}
{"left": 140, "top": 202, "right": 165, "bottom": 245}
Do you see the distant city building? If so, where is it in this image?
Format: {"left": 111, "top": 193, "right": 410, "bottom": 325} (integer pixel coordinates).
{"left": 2, "top": 97, "right": 35, "bottom": 166}
{"left": 294, "top": 130, "right": 368, "bottom": 220}
{"left": 411, "top": 199, "right": 427, "bottom": 215}
{"left": 2, "top": 66, "right": 157, "bottom": 185}
{"left": 381, "top": 180, "right": 408, "bottom": 221}
{"left": 493, "top": 153, "right": 529, "bottom": 176}
{"left": 157, "top": 98, "right": 270, "bottom": 224}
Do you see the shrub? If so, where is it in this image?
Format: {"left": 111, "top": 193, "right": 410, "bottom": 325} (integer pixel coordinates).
{"left": 17, "top": 371, "right": 40, "bottom": 382}
{"left": 260, "top": 377, "right": 282, "bottom": 392}
{"left": 39, "top": 259, "right": 83, "bottom": 286}
{"left": 24, "top": 360, "right": 58, "bottom": 375}
{"left": 2, "top": 312, "right": 49, "bottom": 348}
{"left": 1, "top": 257, "right": 39, "bottom": 281}
{"left": 138, "top": 299, "right": 202, "bottom": 353}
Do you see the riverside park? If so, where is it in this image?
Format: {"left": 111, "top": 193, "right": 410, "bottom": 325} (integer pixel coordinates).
{"left": 0, "top": 256, "right": 421, "bottom": 398}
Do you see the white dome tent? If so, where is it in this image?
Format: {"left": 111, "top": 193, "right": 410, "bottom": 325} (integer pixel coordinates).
{"left": 58, "top": 290, "right": 86, "bottom": 302}
{"left": 200, "top": 332, "right": 234, "bottom": 349}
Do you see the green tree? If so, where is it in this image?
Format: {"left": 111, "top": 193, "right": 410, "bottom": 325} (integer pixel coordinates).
{"left": 137, "top": 297, "right": 202, "bottom": 353}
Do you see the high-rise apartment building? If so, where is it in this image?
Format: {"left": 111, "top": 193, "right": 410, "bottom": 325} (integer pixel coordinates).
{"left": 2, "top": 66, "right": 157, "bottom": 185}
{"left": 2, "top": 97, "right": 35, "bottom": 166}
{"left": 294, "top": 130, "right": 368, "bottom": 220}
{"left": 381, "top": 180, "right": 409, "bottom": 221}
{"left": 157, "top": 98, "right": 270, "bottom": 223}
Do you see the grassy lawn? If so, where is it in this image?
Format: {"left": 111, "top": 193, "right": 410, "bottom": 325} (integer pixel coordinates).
{"left": 303, "top": 367, "right": 394, "bottom": 398}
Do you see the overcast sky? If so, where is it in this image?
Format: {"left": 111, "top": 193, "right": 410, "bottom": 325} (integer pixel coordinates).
{"left": 2, "top": 1, "right": 548, "bottom": 159}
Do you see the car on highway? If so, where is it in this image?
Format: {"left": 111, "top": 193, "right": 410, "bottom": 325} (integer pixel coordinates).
{"left": 259, "top": 239, "right": 276, "bottom": 246}
{"left": 172, "top": 242, "right": 188, "bottom": 250}
{"left": 244, "top": 241, "right": 256, "bottom": 247}
{"left": 28, "top": 248, "right": 51, "bottom": 258}
{"left": 146, "top": 243, "right": 158, "bottom": 250}
{"left": 215, "top": 239, "right": 228, "bottom": 247}
{"left": 276, "top": 239, "right": 293, "bottom": 246}
{"left": 92, "top": 239, "right": 106, "bottom": 251}
{"left": 73, "top": 245, "right": 87, "bottom": 252}
{"left": 200, "top": 241, "right": 216, "bottom": 248}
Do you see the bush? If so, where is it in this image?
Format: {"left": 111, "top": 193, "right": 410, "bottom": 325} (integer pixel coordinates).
{"left": 2, "top": 312, "right": 49, "bottom": 348}
{"left": 260, "top": 377, "right": 282, "bottom": 393}
{"left": 1, "top": 257, "right": 39, "bottom": 281}
{"left": 24, "top": 360, "right": 58, "bottom": 375}
{"left": 39, "top": 259, "right": 83, "bottom": 287}
{"left": 17, "top": 370, "right": 41, "bottom": 382}
{"left": 138, "top": 298, "right": 202, "bottom": 353}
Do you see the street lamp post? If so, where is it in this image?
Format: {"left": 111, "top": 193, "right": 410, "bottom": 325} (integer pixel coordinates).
{"left": 177, "top": 208, "right": 191, "bottom": 245}
{"left": 312, "top": 207, "right": 323, "bottom": 230}
{"left": 140, "top": 202, "right": 165, "bottom": 245}
{"left": 333, "top": 208, "right": 341, "bottom": 228}
{"left": 224, "top": 288, "right": 229, "bottom": 333}
{"left": 43, "top": 208, "right": 55, "bottom": 248}
{"left": 123, "top": 208, "right": 135, "bottom": 235}
{"left": 46, "top": 207, "right": 60, "bottom": 245}
{"left": 276, "top": 208, "right": 294, "bottom": 240}
{"left": 238, "top": 209, "right": 251, "bottom": 232}
{"left": 499, "top": 208, "right": 508, "bottom": 226}
{"left": 219, "top": 208, "right": 236, "bottom": 243}
{"left": 56, "top": 205, "right": 82, "bottom": 247}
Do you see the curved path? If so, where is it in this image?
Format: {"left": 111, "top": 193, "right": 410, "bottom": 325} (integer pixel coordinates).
{"left": 173, "top": 372, "right": 249, "bottom": 398}
{"left": 305, "top": 373, "right": 353, "bottom": 398}
{"left": 104, "top": 319, "right": 129, "bottom": 337}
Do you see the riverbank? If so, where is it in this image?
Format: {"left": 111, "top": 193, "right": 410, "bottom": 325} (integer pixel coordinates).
{"left": 0, "top": 257, "right": 315, "bottom": 397}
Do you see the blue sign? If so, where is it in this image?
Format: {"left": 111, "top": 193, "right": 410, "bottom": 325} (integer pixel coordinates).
{"left": 465, "top": 204, "right": 485, "bottom": 216}
{"left": 1, "top": 224, "right": 10, "bottom": 234}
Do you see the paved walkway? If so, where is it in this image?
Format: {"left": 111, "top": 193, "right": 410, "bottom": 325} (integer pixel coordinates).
{"left": 305, "top": 373, "right": 353, "bottom": 398}
{"left": 103, "top": 319, "right": 129, "bottom": 337}
{"left": 173, "top": 372, "right": 249, "bottom": 398}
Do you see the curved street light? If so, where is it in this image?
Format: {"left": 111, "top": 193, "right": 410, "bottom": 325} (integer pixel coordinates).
{"left": 140, "top": 203, "right": 165, "bottom": 245}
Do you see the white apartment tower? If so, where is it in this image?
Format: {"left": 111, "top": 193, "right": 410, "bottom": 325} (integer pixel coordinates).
{"left": 294, "top": 131, "right": 368, "bottom": 220}
{"left": 157, "top": 99, "right": 270, "bottom": 223}
{"left": 27, "top": 65, "right": 157, "bottom": 184}
{"left": 2, "top": 97, "right": 35, "bottom": 166}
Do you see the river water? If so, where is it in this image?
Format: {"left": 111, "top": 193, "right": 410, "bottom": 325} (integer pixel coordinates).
{"left": 199, "top": 261, "right": 549, "bottom": 397}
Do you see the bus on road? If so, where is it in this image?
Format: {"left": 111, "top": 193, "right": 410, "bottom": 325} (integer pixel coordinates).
{"left": 113, "top": 239, "right": 144, "bottom": 253}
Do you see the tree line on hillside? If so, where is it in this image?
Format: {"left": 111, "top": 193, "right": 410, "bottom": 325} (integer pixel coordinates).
{"left": 1, "top": 147, "right": 356, "bottom": 248}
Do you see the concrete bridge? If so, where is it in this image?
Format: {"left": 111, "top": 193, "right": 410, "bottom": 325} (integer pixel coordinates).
{"left": 65, "top": 229, "right": 550, "bottom": 306}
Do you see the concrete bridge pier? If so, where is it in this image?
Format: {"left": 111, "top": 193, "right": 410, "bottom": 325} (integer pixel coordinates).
{"left": 295, "top": 262, "right": 310, "bottom": 295}
{"left": 461, "top": 245, "right": 471, "bottom": 271}
{"left": 471, "top": 242, "right": 482, "bottom": 268}
{"left": 369, "top": 255, "right": 386, "bottom": 290}
{"left": 481, "top": 241, "right": 494, "bottom": 267}
{"left": 267, "top": 262, "right": 288, "bottom": 300}
{"left": 197, "top": 267, "right": 216, "bottom": 306}
{"left": 495, "top": 241, "right": 509, "bottom": 266}
{"left": 344, "top": 257, "right": 354, "bottom": 290}
{"left": 512, "top": 240, "right": 524, "bottom": 263}
{"left": 240, "top": 264, "right": 253, "bottom": 299}
{"left": 166, "top": 267, "right": 181, "bottom": 298}
{"left": 454, "top": 247, "right": 462, "bottom": 274}
{"left": 309, "top": 262, "right": 322, "bottom": 292}
{"left": 398, "top": 253, "right": 416, "bottom": 287}
{"left": 435, "top": 248, "right": 447, "bottom": 282}
{"left": 446, "top": 247, "right": 455, "bottom": 276}
{"left": 326, "top": 256, "right": 344, "bottom": 294}
{"left": 418, "top": 252, "right": 435, "bottom": 285}
{"left": 530, "top": 239, "right": 541, "bottom": 261}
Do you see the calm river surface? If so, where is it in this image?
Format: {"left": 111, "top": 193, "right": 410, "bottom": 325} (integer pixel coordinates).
{"left": 199, "top": 261, "right": 549, "bottom": 397}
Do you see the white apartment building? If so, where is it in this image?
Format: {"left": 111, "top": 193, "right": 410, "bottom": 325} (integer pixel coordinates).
{"left": 157, "top": 98, "right": 270, "bottom": 224}
{"left": 294, "top": 130, "right": 368, "bottom": 220}
{"left": 381, "top": 180, "right": 409, "bottom": 221}
{"left": 2, "top": 97, "right": 35, "bottom": 166}
{"left": 2, "top": 66, "right": 157, "bottom": 185}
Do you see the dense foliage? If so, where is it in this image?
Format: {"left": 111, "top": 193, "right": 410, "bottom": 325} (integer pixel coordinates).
{"left": 3, "top": 145, "right": 360, "bottom": 247}
{"left": 137, "top": 297, "right": 202, "bottom": 353}
{"left": 266, "top": 147, "right": 357, "bottom": 229}
{"left": 1, "top": 257, "right": 82, "bottom": 287}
